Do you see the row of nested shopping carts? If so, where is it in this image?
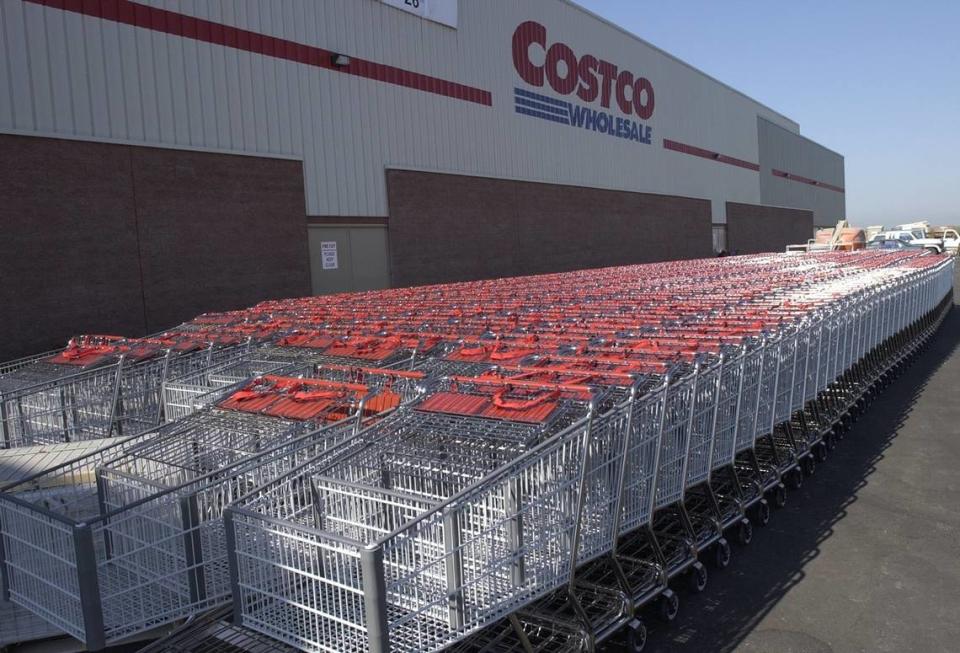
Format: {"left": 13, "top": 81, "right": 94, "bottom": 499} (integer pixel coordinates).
{"left": 0, "top": 250, "right": 954, "bottom": 653}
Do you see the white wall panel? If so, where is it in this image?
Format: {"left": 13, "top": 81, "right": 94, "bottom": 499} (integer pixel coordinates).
{"left": 0, "top": 0, "right": 838, "bottom": 221}
{"left": 0, "top": 3, "right": 13, "bottom": 128}
{"left": 758, "top": 117, "right": 846, "bottom": 225}
{"left": 22, "top": 2, "right": 53, "bottom": 132}
{"left": 82, "top": 15, "right": 108, "bottom": 137}
{"left": 65, "top": 10, "right": 92, "bottom": 135}
{"left": 3, "top": 3, "right": 30, "bottom": 128}
{"left": 101, "top": 20, "right": 126, "bottom": 139}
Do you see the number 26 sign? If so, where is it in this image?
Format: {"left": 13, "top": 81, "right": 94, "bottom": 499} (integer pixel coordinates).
{"left": 379, "top": 0, "right": 457, "bottom": 28}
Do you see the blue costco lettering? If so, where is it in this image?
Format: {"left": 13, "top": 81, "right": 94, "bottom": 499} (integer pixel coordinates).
{"left": 514, "top": 88, "right": 653, "bottom": 145}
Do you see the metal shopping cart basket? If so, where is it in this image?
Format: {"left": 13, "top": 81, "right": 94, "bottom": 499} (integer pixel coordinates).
{"left": 0, "top": 335, "right": 250, "bottom": 448}
{"left": 0, "top": 369, "right": 418, "bottom": 649}
{"left": 225, "top": 375, "right": 644, "bottom": 653}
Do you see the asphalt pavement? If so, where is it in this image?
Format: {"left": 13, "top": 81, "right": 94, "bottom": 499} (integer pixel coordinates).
{"left": 638, "top": 269, "right": 960, "bottom": 653}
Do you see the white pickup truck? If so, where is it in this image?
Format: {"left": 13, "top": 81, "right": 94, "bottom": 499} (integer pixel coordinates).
{"left": 929, "top": 227, "right": 960, "bottom": 254}
{"left": 890, "top": 223, "right": 960, "bottom": 254}
{"left": 872, "top": 229, "right": 949, "bottom": 254}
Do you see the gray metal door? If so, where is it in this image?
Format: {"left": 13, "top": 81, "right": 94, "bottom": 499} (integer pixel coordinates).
{"left": 308, "top": 225, "right": 390, "bottom": 294}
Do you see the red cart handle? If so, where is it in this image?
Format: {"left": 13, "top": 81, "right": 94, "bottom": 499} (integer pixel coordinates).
{"left": 489, "top": 348, "right": 537, "bottom": 361}
{"left": 290, "top": 389, "right": 348, "bottom": 402}
{"left": 491, "top": 388, "right": 560, "bottom": 411}
{"left": 458, "top": 345, "right": 488, "bottom": 358}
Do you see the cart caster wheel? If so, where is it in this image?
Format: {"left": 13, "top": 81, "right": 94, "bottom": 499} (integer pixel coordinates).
{"left": 825, "top": 431, "right": 837, "bottom": 450}
{"left": 802, "top": 455, "right": 816, "bottom": 477}
{"left": 625, "top": 618, "right": 647, "bottom": 653}
{"left": 771, "top": 483, "right": 787, "bottom": 509}
{"left": 788, "top": 468, "right": 803, "bottom": 490}
{"left": 689, "top": 561, "right": 709, "bottom": 593}
{"left": 736, "top": 518, "right": 753, "bottom": 545}
{"left": 754, "top": 499, "right": 771, "bottom": 527}
{"left": 815, "top": 442, "right": 829, "bottom": 462}
{"left": 659, "top": 588, "right": 679, "bottom": 622}
{"left": 713, "top": 539, "right": 731, "bottom": 570}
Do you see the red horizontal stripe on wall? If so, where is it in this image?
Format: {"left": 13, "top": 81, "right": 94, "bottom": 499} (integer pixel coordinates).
{"left": 772, "top": 169, "right": 844, "bottom": 193}
{"left": 24, "top": 0, "right": 492, "bottom": 107}
{"left": 663, "top": 139, "right": 760, "bottom": 172}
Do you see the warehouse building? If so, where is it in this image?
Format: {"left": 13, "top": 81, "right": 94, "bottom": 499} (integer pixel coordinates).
{"left": 0, "top": 0, "right": 845, "bottom": 360}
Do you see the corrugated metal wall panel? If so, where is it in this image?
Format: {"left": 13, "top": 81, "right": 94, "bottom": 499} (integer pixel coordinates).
{"left": 21, "top": 1, "right": 50, "bottom": 131}
{"left": 0, "top": 0, "right": 839, "bottom": 223}
{"left": 101, "top": 19, "right": 126, "bottom": 139}
{"left": 757, "top": 117, "right": 846, "bottom": 225}
{"left": 0, "top": 4, "right": 14, "bottom": 128}
{"left": 82, "top": 13, "right": 108, "bottom": 137}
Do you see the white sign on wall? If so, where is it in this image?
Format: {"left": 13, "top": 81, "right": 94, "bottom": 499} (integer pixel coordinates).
{"left": 379, "top": 0, "right": 457, "bottom": 28}
{"left": 320, "top": 241, "right": 339, "bottom": 270}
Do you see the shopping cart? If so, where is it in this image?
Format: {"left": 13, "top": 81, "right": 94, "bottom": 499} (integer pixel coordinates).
{"left": 0, "top": 335, "right": 250, "bottom": 448}
{"left": 0, "top": 368, "right": 420, "bottom": 648}
{"left": 162, "top": 357, "right": 296, "bottom": 422}
{"left": 163, "top": 346, "right": 434, "bottom": 422}
{"left": 226, "top": 377, "right": 635, "bottom": 653}
{"left": 2, "top": 251, "right": 954, "bottom": 653}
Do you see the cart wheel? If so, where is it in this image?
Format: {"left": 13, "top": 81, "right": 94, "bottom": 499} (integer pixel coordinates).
{"left": 689, "top": 561, "right": 709, "bottom": 592}
{"left": 736, "top": 518, "right": 753, "bottom": 545}
{"left": 624, "top": 618, "right": 647, "bottom": 653}
{"left": 754, "top": 499, "right": 771, "bottom": 527}
{"left": 824, "top": 431, "right": 837, "bottom": 451}
{"left": 771, "top": 483, "right": 787, "bottom": 509}
{"left": 788, "top": 468, "right": 803, "bottom": 490}
{"left": 802, "top": 455, "right": 816, "bottom": 477}
{"left": 713, "top": 538, "right": 731, "bottom": 570}
{"left": 815, "top": 441, "right": 829, "bottom": 462}
{"left": 658, "top": 589, "right": 679, "bottom": 622}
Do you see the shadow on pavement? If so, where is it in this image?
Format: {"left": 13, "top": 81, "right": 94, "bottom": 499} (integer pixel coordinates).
{"left": 625, "top": 302, "right": 960, "bottom": 653}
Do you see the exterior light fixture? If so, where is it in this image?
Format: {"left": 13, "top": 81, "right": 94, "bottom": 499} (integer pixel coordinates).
{"left": 331, "top": 53, "right": 351, "bottom": 67}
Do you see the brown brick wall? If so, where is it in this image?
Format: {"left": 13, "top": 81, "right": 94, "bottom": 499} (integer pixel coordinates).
{"left": 725, "top": 202, "right": 814, "bottom": 255}
{"left": 386, "top": 170, "right": 713, "bottom": 287}
{"left": 0, "top": 134, "right": 310, "bottom": 361}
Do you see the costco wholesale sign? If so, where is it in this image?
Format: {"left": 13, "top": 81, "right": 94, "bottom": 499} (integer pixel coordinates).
{"left": 512, "top": 20, "right": 655, "bottom": 145}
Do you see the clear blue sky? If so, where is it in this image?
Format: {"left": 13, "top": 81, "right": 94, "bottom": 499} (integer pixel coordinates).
{"left": 575, "top": 0, "right": 960, "bottom": 227}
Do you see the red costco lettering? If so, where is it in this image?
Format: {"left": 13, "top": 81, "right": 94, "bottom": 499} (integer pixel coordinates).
{"left": 512, "top": 21, "right": 546, "bottom": 87}
{"left": 545, "top": 42, "right": 578, "bottom": 95}
{"left": 511, "top": 20, "right": 655, "bottom": 120}
{"left": 633, "top": 77, "right": 654, "bottom": 120}
{"left": 597, "top": 60, "right": 618, "bottom": 110}
{"left": 615, "top": 70, "right": 634, "bottom": 115}
{"left": 576, "top": 54, "right": 599, "bottom": 102}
